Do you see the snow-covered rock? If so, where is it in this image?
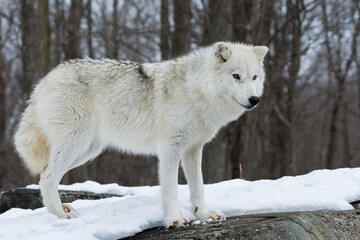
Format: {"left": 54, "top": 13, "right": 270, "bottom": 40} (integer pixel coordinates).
{"left": 0, "top": 168, "right": 359, "bottom": 239}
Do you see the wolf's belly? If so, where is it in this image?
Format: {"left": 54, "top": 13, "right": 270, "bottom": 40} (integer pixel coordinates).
{"left": 108, "top": 131, "right": 158, "bottom": 155}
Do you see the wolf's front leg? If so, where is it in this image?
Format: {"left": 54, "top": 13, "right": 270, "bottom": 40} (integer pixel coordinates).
{"left": 158, "top": 143, "right": 190, "bottom": 228}
{"left": 182, "top": 144, "right": 220, "bottom": 222}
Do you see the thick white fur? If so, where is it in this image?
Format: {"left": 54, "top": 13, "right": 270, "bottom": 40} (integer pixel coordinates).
{"left": 14, "top": 42, "right": 268, "bottom": 227}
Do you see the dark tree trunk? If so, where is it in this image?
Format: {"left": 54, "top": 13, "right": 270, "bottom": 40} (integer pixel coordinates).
{"left": 357, "top": 58, "right": 360, "bottom": 128}
{"left": 85, "top": 0, "right": 94, "bottom": 58}
{"left": 65, "top": 0, "right": 83, "bottom": 60}
{"left": 0, "top": 17, "right": 4, "bottom": 189}
{"left": 160, "top": 0, "right": 171, "bottom": 60}
{"left": 203, "top": 0, "right": 232, "bottom": 43}
{"left": 20, "top": 0, "right": 50, "bottom": 101}
{"left": 232, "top": 0, "right": 253, "bottom": 42}
{"left": 172, "top": 0, "right": 191, "bottom": 57}
{"left": 325, "top": 77, "right": 345, "bottom": 168}
{"left": 111, "top": 0, "right": 119, "bottom": 59}
{"left": 342, "top": 99, "right": 350, "bottom": 166}
{"left": 54, "top": 0, "right": 65, "bottom": 65}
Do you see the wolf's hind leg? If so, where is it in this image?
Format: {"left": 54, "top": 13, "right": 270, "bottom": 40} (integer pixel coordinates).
{"left": 40, "top": 137, "right": 84, "bottom": 219}
{"left": 40, "top": 172, "right": 77, "bottom": 218}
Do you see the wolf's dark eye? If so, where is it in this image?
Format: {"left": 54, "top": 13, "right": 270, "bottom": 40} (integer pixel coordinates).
{"left": 232, "top": 74, "right": 240, "bottom": 80}
{"left": 253, "top": 75, "right": 257, "bottom": 80}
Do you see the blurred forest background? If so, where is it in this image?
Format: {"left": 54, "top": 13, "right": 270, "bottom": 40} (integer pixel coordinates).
{"left": 0, "top": 0, "right": 359, "bottom": 189}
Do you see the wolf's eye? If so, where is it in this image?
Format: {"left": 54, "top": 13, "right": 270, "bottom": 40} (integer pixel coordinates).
{"left": 232, "top": 74, "right": 240, "bottom": 80}
{"left": 253, "top": 75, "right": 257, "bottom": 80}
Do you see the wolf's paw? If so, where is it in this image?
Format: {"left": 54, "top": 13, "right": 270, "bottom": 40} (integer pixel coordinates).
{"left": 62, "top": 204, "right": 78, "bottom": 219}
{"left": 195, "top": 210, "right": 221, "bottom": 222}
{"left": 167, "top": 217, "right": 191, "bottom": 229}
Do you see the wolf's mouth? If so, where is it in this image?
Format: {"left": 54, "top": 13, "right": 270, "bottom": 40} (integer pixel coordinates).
{"left": 231, "top": 96, "right": 253, "bottom": 110}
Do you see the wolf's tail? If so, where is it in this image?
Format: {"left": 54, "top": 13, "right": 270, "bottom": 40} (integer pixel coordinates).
{"left": 14, "top": 104, "right": 50, "bottom": 175}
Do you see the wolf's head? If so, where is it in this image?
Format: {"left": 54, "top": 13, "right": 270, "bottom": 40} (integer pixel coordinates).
{"left": 210, "top": 42, "right": 268, "bottom": 112}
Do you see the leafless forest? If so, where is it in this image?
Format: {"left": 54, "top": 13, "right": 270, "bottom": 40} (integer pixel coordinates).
{"left": 0, "top": 0, "right": 359, "bottom": 188}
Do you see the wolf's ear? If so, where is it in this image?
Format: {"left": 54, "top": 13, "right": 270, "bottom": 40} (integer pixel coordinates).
{"left": 253, "top": 46, "right": 269, "bottom": 62}
{"left": 215, "top": 42, "right": 231, "bottom": 62}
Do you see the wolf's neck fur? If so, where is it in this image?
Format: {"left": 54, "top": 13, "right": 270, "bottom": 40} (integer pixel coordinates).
{"left": 144, "top": 47, "right": 242, "bottom": 128}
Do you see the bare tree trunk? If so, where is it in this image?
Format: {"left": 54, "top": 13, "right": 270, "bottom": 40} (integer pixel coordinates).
{"left": 284, "top": 0, "right": 302, "bottom": 175}
{"left": 111, "top": 0, "right": 119, "bottom": 59}
{"left": 232, "top": 0, "right": 253, "bottom": 42}
{"left": 342, "top": 98, "right": 350, "bottom": 166}
{"left": 172, "top": 0, "right": 191, "bottom": 57}
{"left": 160, "top": 0, "right": 171, "bottom": 60}
{"left": 203, "top": 0, "right": 232, "bottom": 43}
{"left": 85, "top": 0, "right": 94, "bottom": 58}
{"left": 20, "top": 0, "right": 50, "bottom": 101}
{"left": 357, "top": 58, "right": 360, "bottom": 119}
{"left": 54, "top": 0, "right": 62, "bottom": 65}
{"left": 319, "top": 73, "right": 333, "bottom": 168}
{"left": 0, "top": 16, "right": 5, "bottom": 188}
{"left": 65, "top": 0, "right": 83, "bottom": 60}
{"left": 326, "top": 78, "right": 344, "bottom": 168}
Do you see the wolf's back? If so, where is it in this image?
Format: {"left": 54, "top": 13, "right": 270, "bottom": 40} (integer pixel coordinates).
{"left": 14, "top": 103, "right": 50, "bottom": 175}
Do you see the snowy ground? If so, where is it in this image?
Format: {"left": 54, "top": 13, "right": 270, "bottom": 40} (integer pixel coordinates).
{"left": 1, "top": 168, "right": 360, "bottom": 240}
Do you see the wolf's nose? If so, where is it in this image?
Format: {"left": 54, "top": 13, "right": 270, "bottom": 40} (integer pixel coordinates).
{"left": 248, "top": 96, "right": 260, "bottom": 106}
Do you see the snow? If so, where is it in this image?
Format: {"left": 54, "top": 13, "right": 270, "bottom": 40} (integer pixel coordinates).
{"left": 1, "top": 168, "right": 360, "bottom": 240}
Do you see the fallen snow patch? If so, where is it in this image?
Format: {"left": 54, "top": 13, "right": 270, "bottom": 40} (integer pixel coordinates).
{"left": 1, "top": 168, "right": 360, "bottom": 239}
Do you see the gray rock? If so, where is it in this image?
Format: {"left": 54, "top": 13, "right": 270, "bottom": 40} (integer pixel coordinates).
{"left": 126, "top": 210, "right": 360, "bottom": 240}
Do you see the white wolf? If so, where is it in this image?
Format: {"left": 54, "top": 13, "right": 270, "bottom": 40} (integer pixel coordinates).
{"left": 14, "top": 42, "right": 268, "bottom": 228}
